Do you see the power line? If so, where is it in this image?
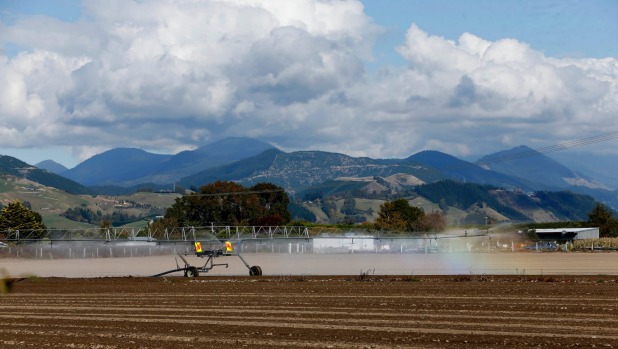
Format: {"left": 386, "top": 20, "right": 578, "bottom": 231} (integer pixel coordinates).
{"left": 182, "top": 189, "right": 286, "bottom": 197}
{"left": 476, "top": 130, "right": 618, "bottom": 167}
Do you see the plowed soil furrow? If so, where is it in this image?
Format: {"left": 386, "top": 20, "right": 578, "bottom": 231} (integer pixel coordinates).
{"left": 4, "top": 304, "right": 618, "bottom": 328}
{"left": 8, "top": 294, "right": 618, "bottom": 311}
{"left": 2, "top": 311, "right": 616, "bottom": 337}
{"left": 16, "top": 292, "right": 618, "bottom": 301}
{"left": 0, "top": 327, "right": 429, "bottom": 349}
{"left": 3, "top": 303, "right": 617, "bottom": 321}
{"left": 2, "top": 276, "right": 618, "bottom": 348}
{"left": 1, "top": 310, "right": 617, "bottom": 340}
{"left": 3, "top": 303, "right": 618, "bottom": 331}
{"left": 3, "top": 303, "right": 618, "bottom": 324}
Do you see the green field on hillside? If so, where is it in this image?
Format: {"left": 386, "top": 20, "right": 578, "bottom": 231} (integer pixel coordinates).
{"left": 1, "top": 177, "right": 180, "bottom": 229}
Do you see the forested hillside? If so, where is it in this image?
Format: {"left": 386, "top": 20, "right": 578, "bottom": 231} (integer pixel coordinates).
{"left": 293, "top": 178, "right": 599, "bottom": 225}
{"left": 0, "top": 155, "right": 90, "bottom": 195}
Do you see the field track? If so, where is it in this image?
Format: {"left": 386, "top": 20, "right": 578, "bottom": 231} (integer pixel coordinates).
{"left": 1, "top": 275, "right": 618, "bottom": 348}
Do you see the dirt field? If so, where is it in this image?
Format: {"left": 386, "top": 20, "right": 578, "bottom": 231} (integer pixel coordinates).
{"left": 1, "top": 275, "right": 618, "bottom": 348}
{"left": 3, "top": 252, "right": 618, "bottom": 278}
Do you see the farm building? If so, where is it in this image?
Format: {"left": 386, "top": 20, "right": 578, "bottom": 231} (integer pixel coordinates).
{"left": 535, "top": 227, "right": 599, "bottom": 241}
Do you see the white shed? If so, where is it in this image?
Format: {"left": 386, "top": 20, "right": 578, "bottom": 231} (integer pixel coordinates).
{"left": 535, "top": 227, "right": 599, "bottom": 241}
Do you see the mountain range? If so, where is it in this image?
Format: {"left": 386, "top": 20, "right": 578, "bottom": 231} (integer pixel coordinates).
{"left": 1, "top": 137, "right": 616, "bottom": 226}
{"left": 25, "top": 138, "right": 618, "bottom": 202}
{"left": 57, "top": 137, "right": 274, "bottom": 186}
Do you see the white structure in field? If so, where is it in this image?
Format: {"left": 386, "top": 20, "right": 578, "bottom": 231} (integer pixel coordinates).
{"left": 313, "top": 234, "right": 375, "bottom": 252}
{"left": 535, "top": 227, "right": 599, "bottom": 241}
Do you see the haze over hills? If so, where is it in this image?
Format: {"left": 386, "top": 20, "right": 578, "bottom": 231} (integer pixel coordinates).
{"left": 476, "top": 145, "right": 610, "bottom": 191}
{"left": 178, "top": 146, "right": 589, "bottom": 195}
{"left": 60, "top": 137, "right": 274, "bottom": 187}
{"left": 17, "top": 137, "right": 618, "bottom": 205}
{"left": 406, "top": 151, "right": 532, "bottom": 190}
{"left": 35, "top": 160, "right": 68, "bottom": 174}
{"left": 26, "top": 137, "right": 614, "bottom": 196}
{"left": 550, "top": 152, "right": 618, "bottom": 190}
{"left": 3, "top": 136, "right": 617, "bottom": 227}
{"left": 61, "top": 148, "right": 171, "bottom": 186}
{"left": 172, "top": 141, "right": 618, "bottom": 212}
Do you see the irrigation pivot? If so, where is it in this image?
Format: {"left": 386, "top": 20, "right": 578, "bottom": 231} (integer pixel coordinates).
{"left": 152, "top": 240, "right": 262, "bottom": 277}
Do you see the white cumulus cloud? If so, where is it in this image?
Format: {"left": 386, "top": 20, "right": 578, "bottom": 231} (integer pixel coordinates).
{"left": 0, "top": 0, "right": 616, "bottom": 165}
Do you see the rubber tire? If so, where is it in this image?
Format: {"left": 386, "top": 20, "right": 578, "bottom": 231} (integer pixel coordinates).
{"left": 256, "top": 266, "right": 263, "bottom": 276}
{"left": 249, "top": 266, "right": 261, "bottom": 276}
{"left": 186, "top": 266, "right": 199, "bottom": 278}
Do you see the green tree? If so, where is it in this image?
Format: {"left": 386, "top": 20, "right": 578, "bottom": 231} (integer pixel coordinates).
{"left": 250, "top": 182, "right": 290, "bottom": 225}
{"left": 374, "top": 198, "right": 424, "bottom": 233}
{"left": 288, "top": 202, "right": 317, "bottom": 222}
{"left": 602, "top": 218, "right": 618, "bottom": 238}
{"left": 588, "top": 203, "right": 618, "bottom": 237}
{"left": 321, "top": 199, "right": 338, "bottom": 221}
{"left": 164, "top": 181, "right": 290, "bottom": 227}
{"left": 0, "top": 200, "right": 46, "bottom": 239}
{"left": 414, "top": 211, "right": 448, "bottom": 232}
{"left": 588, "top": 203, "right": 613, "bottom": 226}
{"left": 341, "top": 193, "right": 356, "bottom": 216}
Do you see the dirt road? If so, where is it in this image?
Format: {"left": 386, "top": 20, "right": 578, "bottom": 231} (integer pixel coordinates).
{"left": 1, "top": 275, "right": 617, "bottom": 348}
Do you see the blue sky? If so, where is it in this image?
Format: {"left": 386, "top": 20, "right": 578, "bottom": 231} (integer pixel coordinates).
{"left": 3, "top": 0, "right": 617, "bottom": 59}
{"left": 364, "top": 0, "right": 618, "bottom": 58}
{"left": 1, "top": 0, "right": 617, "bottom": 169}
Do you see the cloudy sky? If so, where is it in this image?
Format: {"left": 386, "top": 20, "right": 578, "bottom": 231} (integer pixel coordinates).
{"left": 1, "top": 0, "right": 617, "bottom": 168}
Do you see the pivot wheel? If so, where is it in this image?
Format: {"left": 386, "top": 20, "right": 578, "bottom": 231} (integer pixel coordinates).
{"left": 249, "top": 265, "right": 263, "bottom": 276}
{"left": 185, "top": 266, "right": 199, "bottom": 278}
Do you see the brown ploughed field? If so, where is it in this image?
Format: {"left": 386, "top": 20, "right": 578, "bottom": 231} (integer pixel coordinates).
{"left": 1, "top": 275, "right": 617, "bottom": 348}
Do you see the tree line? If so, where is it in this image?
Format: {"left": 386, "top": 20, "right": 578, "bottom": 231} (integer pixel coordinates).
{"left": 61, "top": 206, "right": 151, "bottom": 227}
{"left": 152, "top": 181, "right": 291, "bottom": 229}
{"left": 373, "top": 198, "right": 447, "bottom": 233}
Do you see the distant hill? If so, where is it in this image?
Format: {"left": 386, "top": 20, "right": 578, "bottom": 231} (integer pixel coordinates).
{"left": 550, "top": 152, "right": 618, "bottom": 190}
{"left": 476, "top": 145, "right": 609, "bottom": 190}
{"left": 0, "top": 151, "right": 602, "bottom": 226}
{"left": 296, "top": 174, "right": 425, "bottom": 200}
{"left": 51, "top": 139, "right": 612, "bottom": 211}
{"left": 144, "top": 137, "right": 274, "bottom": 184}
{"left": 406, "top": 150, "right": 533, "bottom": 190}
{"left": 0, "top": 175, "right": 179, "bottom": 229}
{"left": 62, "top": 148, "right": 171, "bottom": 186}
{"left": 293, "top": 178, "right": 597, "bottom": 225}
{"left": 6, "top": 136, "right": 615, "bottom": 220}
{"left": 35, "top": 160, "right": 68, "bottom": 174}
{"left": 179, "top": 149, "right": 442, "bottom": 191}
{"left": 177, "top": 146, "right": 618, "bottom": 211}
{"left": 414, "top": 180, "right": 597, "bottom": 223}
{"left": 0, "top": 155, "right": 90, "bottom": 194}
{"left": 62, "top": 137, "right": 274, "bottom": 187}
